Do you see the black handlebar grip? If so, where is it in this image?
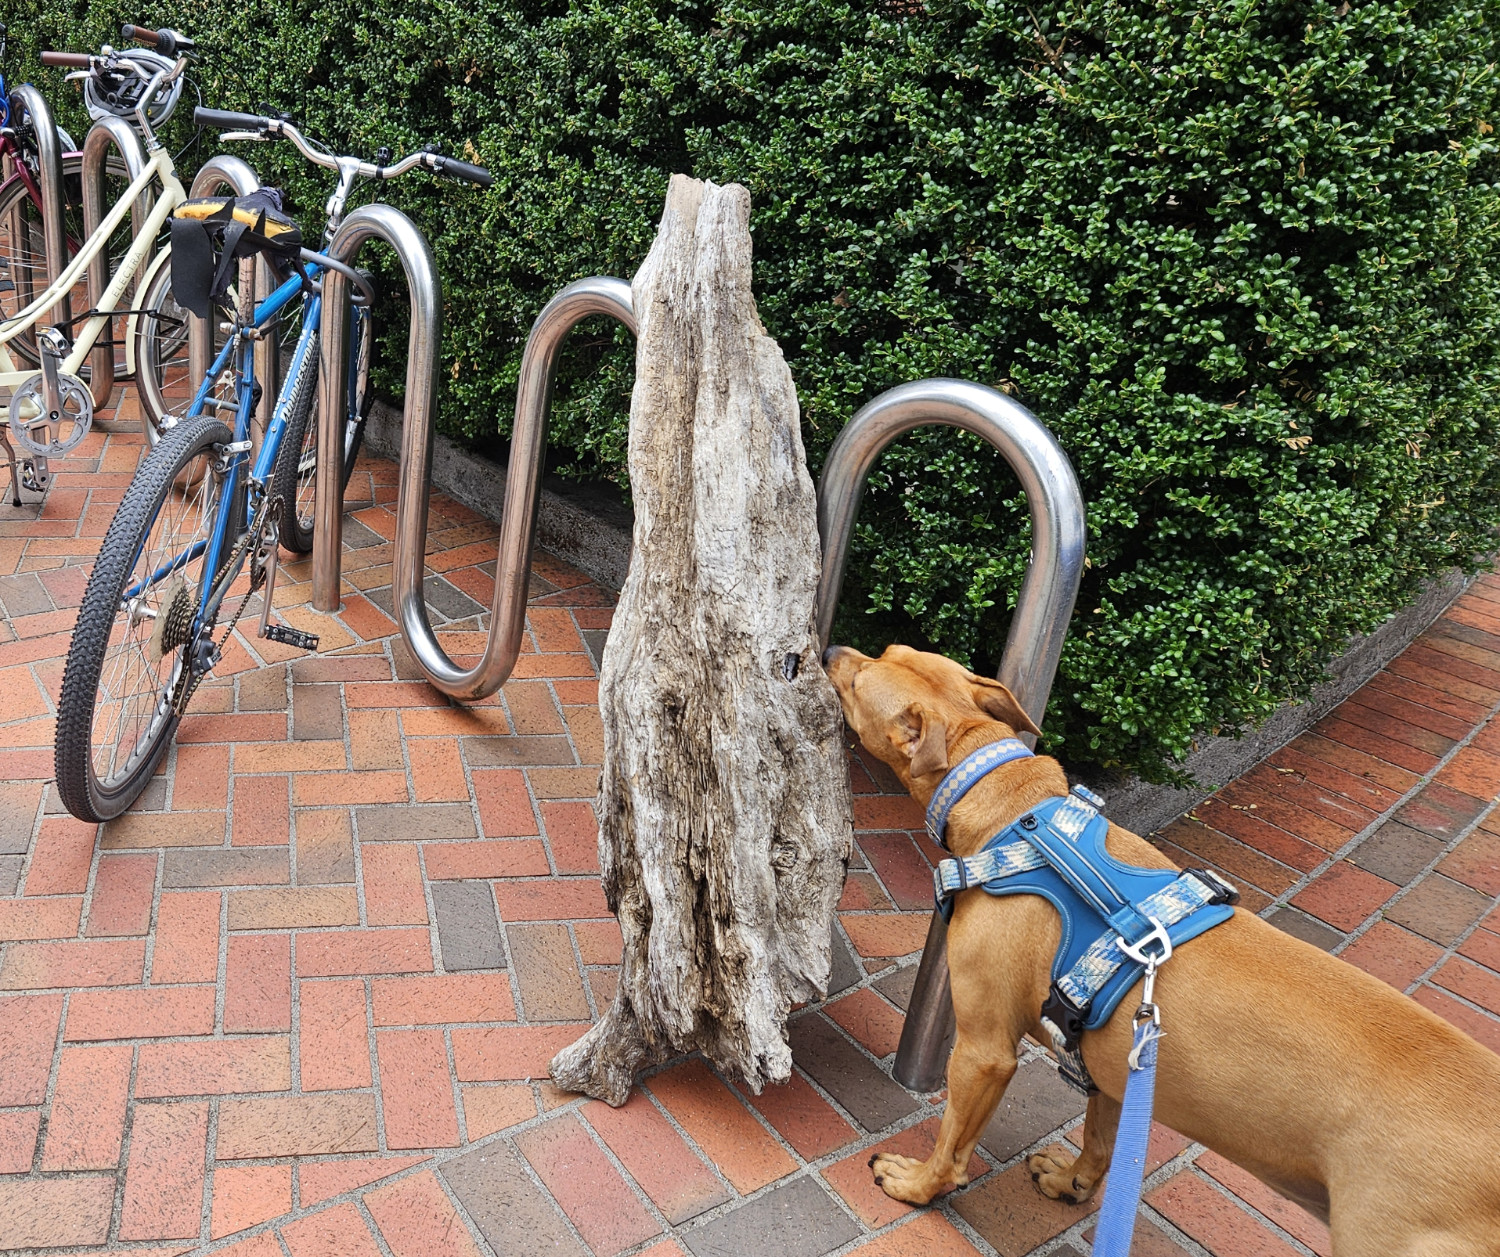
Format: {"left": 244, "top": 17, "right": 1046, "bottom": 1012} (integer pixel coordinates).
{"left": 436, "top": 156, "right": 493, "bottom": 188}
{"left": 41, "top": 51, "right": 92, "bottom": 68}
{"left": 194, "top": 107, "right": 273, "bottom": 132}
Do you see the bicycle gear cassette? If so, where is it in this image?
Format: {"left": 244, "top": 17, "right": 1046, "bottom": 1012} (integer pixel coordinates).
{"left": 7, "top": 369, "right": 93, "bottom": 458}
{"left": 146, "top": 573, "right": 197, "bottom": 665}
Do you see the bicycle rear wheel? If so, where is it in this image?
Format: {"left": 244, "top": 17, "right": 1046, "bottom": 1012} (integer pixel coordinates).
{"left": 132, "top": 247, "right": 243, "bottom": 443}
{"left": 54, "top": 413, "right": 233, "bottom": 822}
{"left": 271, "top": 296, "right": 373, "bottom": 553}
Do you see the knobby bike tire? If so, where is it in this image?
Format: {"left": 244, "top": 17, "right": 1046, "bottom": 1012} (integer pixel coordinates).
{"left": 54, "top": 413, "right": 233, "bottom": 822}
{"left": 272, "top": 299, "right": 373, "bottom": 554}
{"left": 268, "top": 328, "right": 323, "bottom": 553}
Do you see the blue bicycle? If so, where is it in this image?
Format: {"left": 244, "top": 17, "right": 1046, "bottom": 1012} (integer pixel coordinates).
{"left": 54, "top": 108, "right": 490, "bottom": 820}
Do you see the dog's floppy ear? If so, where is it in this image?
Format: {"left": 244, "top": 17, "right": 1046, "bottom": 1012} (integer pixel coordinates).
{"left": 889, "top": 703, "right": 950, "bottom": 779}
{"left": 970, "top": 676, "right": 1041, "bottom": 736}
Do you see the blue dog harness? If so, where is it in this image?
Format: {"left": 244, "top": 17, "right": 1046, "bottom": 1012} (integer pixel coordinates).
{"left": 926, "top": 740, "right": 1240, "bottom": 1256}
{"left": 927, "top": 739, "right": 1238, "bottom": 1091}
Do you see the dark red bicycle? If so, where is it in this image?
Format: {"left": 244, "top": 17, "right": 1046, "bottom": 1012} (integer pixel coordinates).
{"left": 0, "top": 21, "right": 89, "bottom": 370}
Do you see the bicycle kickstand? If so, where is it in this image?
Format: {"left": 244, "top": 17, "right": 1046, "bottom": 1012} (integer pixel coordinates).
{"left": 0, "top": 429, "right": 21, "bottom": 507}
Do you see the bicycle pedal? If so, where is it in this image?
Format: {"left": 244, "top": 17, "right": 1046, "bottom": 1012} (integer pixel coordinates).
{"left": 261, "top": 624, "right": 320, "bottom": 652}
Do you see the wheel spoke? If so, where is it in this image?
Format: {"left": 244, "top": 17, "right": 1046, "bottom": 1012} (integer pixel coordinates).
{"left": 87, "top": 446, "right": 222, "bottom": 789}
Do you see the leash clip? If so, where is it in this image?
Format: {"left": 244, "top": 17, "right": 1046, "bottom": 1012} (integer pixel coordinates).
{"left": 1117, "top": 915, "right": 1172, "bottom": 969}
{"left": 1135, "top": 956, "right": 1161, "bottom": 1027}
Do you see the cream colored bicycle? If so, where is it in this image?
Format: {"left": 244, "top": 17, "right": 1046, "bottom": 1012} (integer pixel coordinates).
{"left": 0, "top": 24, "right": 192, "bottom": 502}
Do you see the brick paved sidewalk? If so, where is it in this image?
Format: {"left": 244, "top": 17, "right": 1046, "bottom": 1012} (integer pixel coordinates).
{"left": 1, "top": 394, "right": 1497, "bottom": 1257}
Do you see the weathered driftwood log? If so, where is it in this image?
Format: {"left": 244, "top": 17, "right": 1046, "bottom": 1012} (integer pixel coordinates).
{"left": 549, "top": 175, "right": 854, "bottom": 1105}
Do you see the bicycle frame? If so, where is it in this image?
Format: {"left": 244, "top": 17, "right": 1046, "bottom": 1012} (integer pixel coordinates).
{"left": 164, "top": 266, "right": 320, "bottom": 627}
{"left": 0, "top": 136, "right": 183, "bottom": 402}
{"left": 158, "top": 256, "right": 364, "bottom": 638}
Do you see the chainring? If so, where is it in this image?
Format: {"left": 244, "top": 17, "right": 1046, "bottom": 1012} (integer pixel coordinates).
{"left": 8, "top": 370, "right": 94, "bottom": 458}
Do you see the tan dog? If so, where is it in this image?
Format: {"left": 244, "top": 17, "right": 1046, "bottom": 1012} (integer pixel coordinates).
{"left": 824, "top": 643, "right": 1500, "bottom": 1257}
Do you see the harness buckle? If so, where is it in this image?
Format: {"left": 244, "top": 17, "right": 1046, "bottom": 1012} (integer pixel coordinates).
{"left": 1039, "top": 980, "right": 1087, "bottom": 1052}
{"left": 1116, "top": 915, "right": 1173, "bottom": 968}
{"left": 1186, "top": 866, "right": 1241, "bottom": 906}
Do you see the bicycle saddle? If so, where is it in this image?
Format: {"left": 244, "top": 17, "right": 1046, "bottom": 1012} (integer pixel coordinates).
{"left": 170, "top": 188, "right": 303, "bottom": 318}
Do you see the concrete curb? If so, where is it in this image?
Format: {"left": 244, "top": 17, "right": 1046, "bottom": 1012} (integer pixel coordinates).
{"left": 371, "top": 398, "right": 1471, "bottom": 835}
{"left": 366, "top": 400, "right": 633, "bottom": 592}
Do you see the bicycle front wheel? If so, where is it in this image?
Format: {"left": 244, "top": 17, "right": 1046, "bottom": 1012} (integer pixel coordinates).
{"left": 132, "top": 246, "right": 245, "bottom": 444}
{"left": 55, "top": 414, "right": 233, "bottom": 822}
{"left": 0, "top": 152, "right": 135, "bottom": 375}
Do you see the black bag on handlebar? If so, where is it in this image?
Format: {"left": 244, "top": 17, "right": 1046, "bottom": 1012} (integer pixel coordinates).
{"left": 169, "top": 188, "right": 302, "bottom": 318}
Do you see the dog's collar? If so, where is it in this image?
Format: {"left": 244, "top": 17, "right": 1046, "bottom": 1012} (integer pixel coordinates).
{"left": 925, "top": 738, "right": 1035, "bottom": 849}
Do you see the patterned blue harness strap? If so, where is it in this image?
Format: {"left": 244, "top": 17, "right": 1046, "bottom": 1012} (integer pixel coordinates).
{"left": 928, "top": 752, "right": 1238, "bottom": 1095}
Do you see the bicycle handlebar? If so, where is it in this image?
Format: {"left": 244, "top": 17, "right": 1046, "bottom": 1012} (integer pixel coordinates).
{"left": 41, "top": 51, "right": 92, "bottom": 68}
{"left": 121, "top": 25, "right": 193, "bottom": 55}
{"left": 194, "top": 107, "right": 270, "bottom": 132}
{"left": 427, "top": 155, "right": 493, "bottom": 188}
{"left": 194, "top": 106, "right": 493, "bottom": 190}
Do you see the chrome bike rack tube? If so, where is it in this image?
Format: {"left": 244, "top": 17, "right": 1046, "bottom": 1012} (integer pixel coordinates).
{"left": 314, "top": 258, "right": 636, "bottom": 700}
{"left": 7, "top": 85, "right": 69, "bottom": 330}
{"left": 185, "top": 157, "right": 270, "bottom": 444}
{"left": 311, "top": 204, "right": 438, "bottom": 617}
{"left": 814, "top": 378, "right": 1087, "bottom": 1093}
{"left": 81, "top": 116, "right": 149, "bottom": 397}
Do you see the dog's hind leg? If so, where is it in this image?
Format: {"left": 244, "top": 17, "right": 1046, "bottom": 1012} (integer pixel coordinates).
{"left": 1029, "top": 1090, "right": 1121, "bottom": 1206}
{"left": 871, "top": 1031, "right": 1017, "bottom": 1205}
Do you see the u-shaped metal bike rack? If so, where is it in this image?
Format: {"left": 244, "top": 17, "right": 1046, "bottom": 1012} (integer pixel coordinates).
{"left": 817, "top": 379, "right": 1086, "bottom": 1091}
{"left": 311, "top": 263, "right": 637, "bottom": 704}
{"left": 81, "top": 116, "right": 150, "bottom": 398}
{"left": 5, "top": 85, "right": 69, "bottom": 332}
{"left": 312, "top": 204, "right": 444, "bottom": 624}
{"left": 311, "top": 269, "right": 1085, "bottom": 1094}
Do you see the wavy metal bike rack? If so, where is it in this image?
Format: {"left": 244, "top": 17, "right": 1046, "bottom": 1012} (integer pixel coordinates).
{"left": 311, "top": 269, "right": 1085, "bottom": 1094}
{"left": 6, "top": 85, "right": 69, "bottom": 331}
{"left": 81, "top": 116, "right": 150, "bottom": 397}
{"left": 181, "top": 156, "right": 271, "bottom": 446}
{"left": 311, "top": 243, "right": 638, "bottom": 701}
{"left": 816, "top": 378, "right": 1086, "bottom": 1091}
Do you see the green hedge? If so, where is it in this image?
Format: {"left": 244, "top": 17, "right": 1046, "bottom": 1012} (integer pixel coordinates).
{"left": 12, "top": 0, "right": 1500, "bottom": 781}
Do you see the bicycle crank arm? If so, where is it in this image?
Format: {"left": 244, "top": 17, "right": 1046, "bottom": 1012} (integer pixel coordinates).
{"left": 8, "top": 329, "right": 94, "bottom": 461}
{"left": 255, "top": 531, "right": 280, "bottom": 640}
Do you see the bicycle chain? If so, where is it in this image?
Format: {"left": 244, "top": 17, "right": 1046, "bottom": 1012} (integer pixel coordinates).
{"left": 169, "top": 492, "right": 285, "bottom": 715}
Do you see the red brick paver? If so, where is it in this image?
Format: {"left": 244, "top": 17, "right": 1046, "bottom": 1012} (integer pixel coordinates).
{"left": 1, "top": 395, "right": 1498, "bottom": 1256}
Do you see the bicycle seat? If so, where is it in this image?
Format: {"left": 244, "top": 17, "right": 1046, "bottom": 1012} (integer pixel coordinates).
{"left": 170, "top": 188, "right": 303, "bottom": 318}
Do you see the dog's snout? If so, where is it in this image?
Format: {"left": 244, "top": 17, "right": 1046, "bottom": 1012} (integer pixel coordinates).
{"left": 822, "top": 644, "right": 847, "bottom": 668}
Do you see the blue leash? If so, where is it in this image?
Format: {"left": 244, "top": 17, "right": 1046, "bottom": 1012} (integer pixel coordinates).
{"left": 1090, "top": 960, "right": 1165, "bottom": 1257}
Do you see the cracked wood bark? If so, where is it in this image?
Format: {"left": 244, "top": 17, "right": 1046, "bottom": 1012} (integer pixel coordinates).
{"left": 549, "top": 175, "right": 854, "bottom": 1105}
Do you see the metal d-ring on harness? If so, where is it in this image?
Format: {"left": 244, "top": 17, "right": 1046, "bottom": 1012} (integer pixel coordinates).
{"left": 925, "top": 740, "right": 1240, "bottom": 1257}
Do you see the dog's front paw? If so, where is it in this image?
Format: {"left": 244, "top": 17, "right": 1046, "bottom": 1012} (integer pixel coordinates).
{"left": 1027, "top": 1146, "right": 1098, "bottom": 1206}
{"left": 869, "top": 1151, "right": 955, "bottom": 1205}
